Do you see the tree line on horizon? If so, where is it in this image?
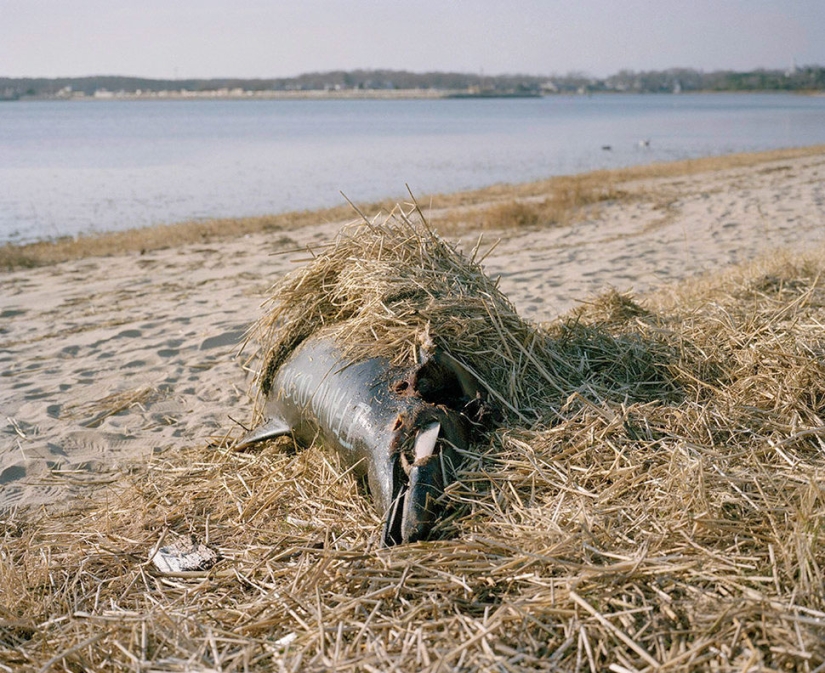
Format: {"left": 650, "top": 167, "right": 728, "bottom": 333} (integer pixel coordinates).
{"left": 2, "top": 66, "right": 824, "bottom": 99}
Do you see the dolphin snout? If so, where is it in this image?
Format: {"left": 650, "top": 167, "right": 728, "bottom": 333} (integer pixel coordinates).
{"left": 383, "top": 420, "right": 465, "bottom": 546}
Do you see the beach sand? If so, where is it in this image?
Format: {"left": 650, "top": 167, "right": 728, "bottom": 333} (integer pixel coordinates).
{"left": 2, "top": 149, "right": 824, "bottom": 511}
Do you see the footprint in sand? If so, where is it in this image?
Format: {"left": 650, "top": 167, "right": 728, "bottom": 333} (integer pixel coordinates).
{"left": 199, "top": 327, "right": 246, "bottom": 351}
{"left": 155, "top": 337, "right": 185, "bottom": 358}
{"left": 0, "top": 308, "right": 27, "bottom": 320}
{"left": 0, "top": 464, "right": 26, "bottom": 484}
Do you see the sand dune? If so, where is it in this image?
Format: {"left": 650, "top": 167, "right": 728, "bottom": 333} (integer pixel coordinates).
{"left": 1, "top": 149, "right": 824, "bottom": 510}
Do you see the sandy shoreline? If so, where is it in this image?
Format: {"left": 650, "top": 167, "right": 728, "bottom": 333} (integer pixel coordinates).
{"left": 2, "top": 148, "right": 824, "bottom": 511}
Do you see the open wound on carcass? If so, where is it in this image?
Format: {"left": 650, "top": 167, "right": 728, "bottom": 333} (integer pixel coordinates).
{"left": 383, "top": 350, "right": 492, "bottom": 546}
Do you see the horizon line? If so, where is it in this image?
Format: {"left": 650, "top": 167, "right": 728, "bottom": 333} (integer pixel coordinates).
{"left": 3, "top": 64, "right": 824, "bottom": 82}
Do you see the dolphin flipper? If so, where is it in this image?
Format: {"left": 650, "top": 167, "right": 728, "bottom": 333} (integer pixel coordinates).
{"left": 236, "top": 416, "right": 292, "bottom": 449}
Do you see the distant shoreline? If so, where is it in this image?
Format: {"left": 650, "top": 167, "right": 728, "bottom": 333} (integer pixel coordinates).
{"left": 3, "top": 66, "right": 824, "bottom": 100}
{"left": 8, "top": 89, "right": 543, "bottom": 102}
{"left": 6, "top": 89, "right": 823, "bottom": 103}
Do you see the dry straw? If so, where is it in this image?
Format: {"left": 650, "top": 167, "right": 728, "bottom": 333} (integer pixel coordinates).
{"left": 2, "top": 206, "right": 825, "bottom": 671}
{"left": 250, "top": 204, "right": 678, "bottom": 426}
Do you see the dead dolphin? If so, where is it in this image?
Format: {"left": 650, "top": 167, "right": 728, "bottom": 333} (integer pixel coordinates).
{"left": 238, "top": 332, "right": 490, "bottom": 545}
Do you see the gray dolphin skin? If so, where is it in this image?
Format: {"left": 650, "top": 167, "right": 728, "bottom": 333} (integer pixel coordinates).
{"left": 238, "top": 333, "right": 490, "bottom": 545}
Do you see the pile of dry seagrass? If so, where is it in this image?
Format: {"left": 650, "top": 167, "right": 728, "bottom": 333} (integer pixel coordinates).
{"left": 2, "top": 205, "right": 824, "bottom": 671}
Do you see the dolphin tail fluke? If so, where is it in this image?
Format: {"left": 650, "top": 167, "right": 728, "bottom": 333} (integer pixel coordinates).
{"left": 235, "top": 416, "right": 292, "bottom": 450}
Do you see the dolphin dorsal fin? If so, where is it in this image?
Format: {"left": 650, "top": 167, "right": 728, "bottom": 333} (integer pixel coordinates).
{"left": 236, "top": 416, "right": 292, "bottom": 449}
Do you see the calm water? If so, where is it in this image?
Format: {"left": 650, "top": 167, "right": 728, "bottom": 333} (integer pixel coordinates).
{"left": 2, "top": 93, "right": 825, "bottom": 244}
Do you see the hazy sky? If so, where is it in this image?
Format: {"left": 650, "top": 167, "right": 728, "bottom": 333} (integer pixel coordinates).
{"left": 2, "top": 0, "right": 823, "bottom": 79}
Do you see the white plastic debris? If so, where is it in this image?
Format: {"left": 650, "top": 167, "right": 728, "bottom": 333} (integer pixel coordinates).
{"left": 151, "top": 535, "right": 220, "bottom": 573}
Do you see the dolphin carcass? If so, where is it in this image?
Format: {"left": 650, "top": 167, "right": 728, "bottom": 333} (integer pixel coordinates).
{"left": 238, "top": 332, "right": 492, "bottom": 546}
